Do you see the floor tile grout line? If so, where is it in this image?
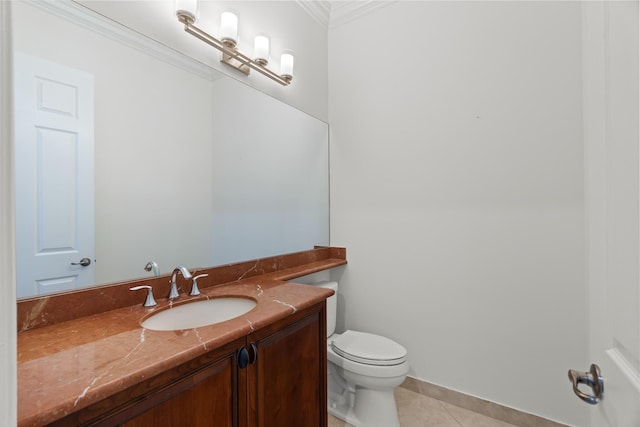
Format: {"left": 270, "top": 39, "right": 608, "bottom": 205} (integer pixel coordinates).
{"left": 439, "top": 400, "right": 466, "bottom": 427}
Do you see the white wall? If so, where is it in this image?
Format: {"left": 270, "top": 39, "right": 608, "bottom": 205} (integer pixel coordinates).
{"left": 329, "top": 2, "right": 588, "bottom": 425}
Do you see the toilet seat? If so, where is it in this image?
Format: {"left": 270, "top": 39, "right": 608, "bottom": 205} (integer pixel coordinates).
{"left": 331, "top": 330, "right": 407, "bottom": 366}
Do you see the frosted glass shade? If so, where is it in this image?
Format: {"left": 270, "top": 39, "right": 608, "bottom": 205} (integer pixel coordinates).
{"left": 220, "top": 11, "right": 238, "bottom": 46}
{"left": 175, "top": 0, "right": 199, "bottom": 22}
{"left": 254, "top": 35, "right": 270, "bottom": 65}
{"left": 280, "top": 51, "right": 294, "bottom": 79}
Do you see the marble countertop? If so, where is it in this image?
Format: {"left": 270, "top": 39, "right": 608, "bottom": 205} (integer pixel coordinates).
{"left": 17, "top": 253, "right": 343, "bottom": 426}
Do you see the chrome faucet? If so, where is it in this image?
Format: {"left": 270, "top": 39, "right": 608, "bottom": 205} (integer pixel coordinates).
{"left": 144, "top": 261, "right": 160, "bottom": 277}
{"left": 169, "top": 266, "right": 192, "bottom": 300}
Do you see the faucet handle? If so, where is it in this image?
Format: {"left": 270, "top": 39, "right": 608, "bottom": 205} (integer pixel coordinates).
{"left": 130, "top": 285, "right": 157, "bottom": 307}
{"left": 189, "top": 274, "right": 209, "bottom": 296}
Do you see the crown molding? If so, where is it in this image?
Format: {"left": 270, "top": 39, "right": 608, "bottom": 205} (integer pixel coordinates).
{"left": 296, "top": 0, "right": 332, "bottom": 28}
{"left": 297, "top": 1, "right": 397, "bottom": 30}
{"left": 329, "top": 1, "right": 397, "bottom": 29}
{"left": 22, "top": 0, "right": 222, "bottom": 81}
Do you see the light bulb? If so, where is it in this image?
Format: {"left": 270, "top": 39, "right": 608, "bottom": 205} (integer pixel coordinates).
{"left": 175, "top": 0, "right": 199, "bottom": 23}
{"left": 280, "top": 50, "right": 294, "bottom": 82}
{"left": 220, "top": 11, "right": 238, "bottom": 47}
{"left": 254, "top": 34, "right": 270, "bottom": 66}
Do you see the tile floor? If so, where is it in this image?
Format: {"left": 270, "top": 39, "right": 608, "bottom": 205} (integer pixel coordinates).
{"left": 328, "top": 386, "right": 519, "bottom": 427}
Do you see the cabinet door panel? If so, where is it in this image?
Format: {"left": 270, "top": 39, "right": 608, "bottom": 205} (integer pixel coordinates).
{"left": 249, "top": 309, "right": 326, "bottom": 427}
{"left": 51, "top": 339, "right": 244, "bottom": 427}
{"left": 121, "top": 355, "right": 237, "bottom": 427}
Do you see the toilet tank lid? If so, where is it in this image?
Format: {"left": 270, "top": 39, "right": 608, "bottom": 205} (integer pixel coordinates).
{"left": 332, "top": 330, "right": 407, "bottom": 365}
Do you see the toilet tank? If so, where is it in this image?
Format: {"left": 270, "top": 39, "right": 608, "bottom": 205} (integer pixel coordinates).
{"left": 314, "top": 281, "right": 337, "bottom": 337}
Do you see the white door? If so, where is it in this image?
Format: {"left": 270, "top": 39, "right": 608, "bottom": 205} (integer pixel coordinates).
{"left": 581, "top": 2, "right": 640, "bottom": 426}
{"left": 14, "top": 52, "right": 95, "bottom": 298}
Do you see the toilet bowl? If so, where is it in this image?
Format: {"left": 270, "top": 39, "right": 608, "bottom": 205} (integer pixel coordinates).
{"left": 313, "top": 281, "right": 409, "bottom": 427}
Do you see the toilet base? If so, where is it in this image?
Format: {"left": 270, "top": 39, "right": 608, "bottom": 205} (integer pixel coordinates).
{"left": 328, "top": 398, "right": 358, "bottom": 426}
{"left": 328, "top": 379, "right": 401, "bottom": 427}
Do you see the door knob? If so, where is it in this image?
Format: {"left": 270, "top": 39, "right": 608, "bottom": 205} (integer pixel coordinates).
{"left": 70, "top": 257, "right": 91, "bottom": 267}
{"left": 568, "top": 363, "right": 604, "bottom": 404}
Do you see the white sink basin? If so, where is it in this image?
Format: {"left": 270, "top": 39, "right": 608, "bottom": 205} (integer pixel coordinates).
{"left": 141, "top": 297, "right": 257, "bottom": 331}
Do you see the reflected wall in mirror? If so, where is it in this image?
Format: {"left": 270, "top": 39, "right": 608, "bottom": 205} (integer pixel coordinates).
{"left": 13, "top": 1, "right": 329, "bottom": 298}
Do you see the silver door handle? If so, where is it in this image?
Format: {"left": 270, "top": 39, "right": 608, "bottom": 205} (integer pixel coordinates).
{"left": 568, "top": 363, "right": 604, "bottom": 404}
{"left": 70, "top": 257, "right": 91, "bottom": 267}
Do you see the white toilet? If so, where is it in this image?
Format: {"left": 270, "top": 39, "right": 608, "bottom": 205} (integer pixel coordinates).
{"left": 314, "top": 281, "right": 409, "bottom": 427}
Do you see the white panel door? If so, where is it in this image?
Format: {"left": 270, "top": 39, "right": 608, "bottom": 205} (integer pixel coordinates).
{"left": 582, "top": 2, "right": 640, "bottom": 426}
{"left": 14, "top": 52, "right": 95, "bottom": 298}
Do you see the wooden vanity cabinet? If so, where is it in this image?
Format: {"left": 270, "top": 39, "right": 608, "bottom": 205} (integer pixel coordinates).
{"left": 52, "top": 302, "right": 327, "bottom": 427}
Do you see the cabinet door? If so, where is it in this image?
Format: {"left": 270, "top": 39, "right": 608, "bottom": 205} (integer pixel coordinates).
{"left": 63, "top": 339, "right": 245, "bottom": 427}
{"left": 247, "top": 304, "right": 327, "bottom": 427}
{"left": 121, "top": 355, "right": 237, "bottom": 427}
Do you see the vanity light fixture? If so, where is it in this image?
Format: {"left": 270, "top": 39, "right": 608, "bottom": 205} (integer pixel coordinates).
{"left": 174, "top": 0, "right": 294, "bottom": 86}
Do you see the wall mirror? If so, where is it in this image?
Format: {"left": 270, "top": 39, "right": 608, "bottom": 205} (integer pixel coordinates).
{"left": 13, "top": 1, "right": 329, "bottom": 299}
